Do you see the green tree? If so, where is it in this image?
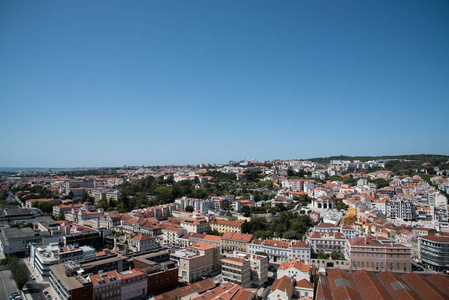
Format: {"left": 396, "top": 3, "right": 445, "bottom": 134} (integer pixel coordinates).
{"left": 8, "top": 257, "right": 30, "bottom": 290}
{"left": 57, "top": 211, "right": 65, "bottom": 221}
{"left": 81, "top": 191, "right": 94, "bottom": 203}
{"left": 185, "top": 205, "right": 194, "bottom": 212}
{"left": 154, "top": 186, "right": 172, "bottom": 203}
{"left": 318, "top": 253, "right": 327, "bottom": 259}
{"left": 240, "top": 205, "right": 251, "bottom": 217}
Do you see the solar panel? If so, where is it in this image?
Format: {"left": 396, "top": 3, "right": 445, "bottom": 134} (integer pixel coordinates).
{"left": 391, "top": 281, "right": 410, "bottom": 292}
{"left": 335, "top": 278, "right": 351, "bottom": 288}
{"left": 320, "top": 277, "right": 327, "bottom": 286}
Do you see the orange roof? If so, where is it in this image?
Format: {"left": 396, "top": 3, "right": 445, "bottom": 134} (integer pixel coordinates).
{"left": 119, "top": 268, "right": 146, "bottom": 280}
{"left": 130, "top": 234, "right": 153, "bottom": 241}
{"left": 270, "top": 275, "right": 294, "bottom": 294}
{"left": 191, "top": 241, "right": 217, "bottom": 250}
{"left": 210, "top": 219, "right": 243, "bottom": 227}
{"left": 224, "top": 256, "right": 248, "bottom": 264}
{"left": 296, "top": 278, "right": 313, "bottom": 289}
{"left": 90, "top": 270, "right": 121, "bottom": 286}
{"left": 222, "top": 232, "right": 253, "bottom": 242}
{"left": 279, "top": 261, "right": 311, "bottom": 272}
{"left": 204, "top": 234, "right": 221, "bottom": 242}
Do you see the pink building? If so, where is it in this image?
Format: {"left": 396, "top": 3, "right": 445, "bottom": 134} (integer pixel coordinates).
{"left": 346, "top": 236, "right": 411, "bottom": 272}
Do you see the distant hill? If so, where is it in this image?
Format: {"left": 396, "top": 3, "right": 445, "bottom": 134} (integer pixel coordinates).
{"left": 307, "top": 154, "right": 449, "bottom": 164}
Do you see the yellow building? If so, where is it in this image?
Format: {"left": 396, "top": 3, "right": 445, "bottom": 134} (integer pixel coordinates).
{"left": 209, "top": 219, "right": 243, "bottom": 234}
{"left": 342, "top": 208, "right": 357, "bottom": 225}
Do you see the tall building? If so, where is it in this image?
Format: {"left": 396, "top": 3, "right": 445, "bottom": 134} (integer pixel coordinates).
{"left": 418, "top": 234, "right": 449, "bottom": 272}
{"left": 221, "top": 256, "right": 251, "bottom": 287}
{"left": 172, "top": 241, "right": 221, "bottom": 283}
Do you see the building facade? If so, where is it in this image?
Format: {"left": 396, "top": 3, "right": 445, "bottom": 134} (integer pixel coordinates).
{"left": 346, "top": 236, "right": 411, "bottom": 272}
{"left": 418, "top": 235, "right": 449, "bottom": 272}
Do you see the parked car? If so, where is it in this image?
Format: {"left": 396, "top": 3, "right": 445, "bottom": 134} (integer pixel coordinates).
{"left": 9, "top": 293, "right": 19, "bottom": 300}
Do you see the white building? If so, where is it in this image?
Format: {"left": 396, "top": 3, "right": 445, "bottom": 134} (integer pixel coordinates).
{"left": 277, "top": 259, "right": 312, "bottom": 282}
{"left": 119, "top": 269, "right": 147, "bottom": 300}
{"left": 268, "top": 275, "right": 294, "bottom": 300}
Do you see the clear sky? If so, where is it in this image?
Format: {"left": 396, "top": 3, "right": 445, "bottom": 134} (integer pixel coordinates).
{"left": 1, "top": 0, "right": 448, "bottom": 167}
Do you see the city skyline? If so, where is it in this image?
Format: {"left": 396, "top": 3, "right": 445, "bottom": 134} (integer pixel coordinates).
{"left": 1, "top": 0, "right": 449, "bottom": 167}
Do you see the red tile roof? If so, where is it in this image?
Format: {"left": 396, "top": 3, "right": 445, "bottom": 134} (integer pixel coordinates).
{"left": 270, "top": 275, "right": 294, "bottom": 295}
{"left": 401, "top": 273, "right": 447, "bottom": 299}
{"left": 278, "top": 261, "right": 311, "bottom": 272}
{"left": 154, "top": 279, "right": 215, "bottom": 300}
{"left": 352, "top": 269, "right": 393, "bottom": 300}
{"left": 296, "top": 278, "right": 313, "bottom": 289}
{"left": 191, "top": 241, "right": 217, "bottom": 250}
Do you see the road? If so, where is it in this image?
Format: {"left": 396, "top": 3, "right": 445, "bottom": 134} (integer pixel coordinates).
{"left": 21, "top": 258, "right": 51, "bottom": 300}
{"left": 0, "top": 269, "right": 19, "bottom": 300}
{"left": 25, "top": 282, "right": 48, "bottom": 300}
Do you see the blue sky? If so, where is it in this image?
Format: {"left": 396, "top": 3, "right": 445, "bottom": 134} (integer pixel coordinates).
{"left": 1, "top": 0, "right": 448, "bottom": 167}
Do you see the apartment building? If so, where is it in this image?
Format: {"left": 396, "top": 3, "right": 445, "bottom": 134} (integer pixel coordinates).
{"left": 209, "top": 219, "right": 243, "bottom": 234}
{"left": 120, "top": 269, "right": 147, "bottom": 300}
{"left": 313, "top": 222, "right": 358, "bottom": 239}
{"left": 175, "top": 197, "right": 215, "bottom": 213}
{"left": 49, "top": 249, "right": 174, "bottom": 300}
{"left": 52, "top": 203, "right": 83, "bottom": 218}
{"left": 386, "top": 196, "right": 416, "bottom": 221}
{"left": 90, "top": 270, "right": 121, "bottom": 300}
{"left": 173, "top": 241, "right": 221, "bottom": 283}
{"left": 232, "top": 251, "right": 268, "bottom": 287}
{"left": 345, "top": 236, "right": 411, "bottom": 272}
{"left": 248, "top": 239, "right": 311, "bottom": 263}
{"left": 308, "top": 232, "right": 347, "bottom": 256}
{"left": 221, "top": 232, "right": 254, "bottom": 254}
{"left": 189, "top": 233, "right": 221, "bottom": 249}
{"left": 50, "top": 262, "right": 93, "bottom": 300}
{"left": 161, "top": 226, "right": 187, "bottom": 246}
{"left": 281, "top": 179, "right": 305, "bottom": 191}
{"left": 133, "top": 256, "right": 178, "bottom": 295}
{"left": 221, "top": 256, "right": 251, "bottom": 287}
{"left": 32, "top": 243, "right": 93, "bottom": 280}
{"left": 128, "top": 234, "right": 159, "bottom": 252}
{"left": 418, "top": 234, "right": 449, "bottom": 272}
{"left": 180, "top": 216, "right": 210, "bottom": 234}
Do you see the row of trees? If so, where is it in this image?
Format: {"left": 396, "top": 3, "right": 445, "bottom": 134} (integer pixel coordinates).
{"left": 1, "top": 256, "right": 30, "bottom": 290}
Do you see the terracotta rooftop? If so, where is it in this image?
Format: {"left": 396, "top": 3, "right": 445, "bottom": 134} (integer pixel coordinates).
{"left": 191, "top": 241, "right": 217, "bottom": 250}
{"left": 222, "top": 232, "right": 253, "bottom": 242}
{"left": 224, "top": 256, "right": 248, "bottom": 264}
{"left": 154, "top": 278, "right": 215, "bottom": 300}
{"left": 90, "top": 270, "right": 121, "bottom": 286}
{"left": 130, "top": 234, "right": 153, "bottom": 241}
{"left": 119, "top": 268, "right": 146, "bottom": 280}
{"left": 270, "top": 275, "right": 294, "bottom": 295}
{"left": 296, "top": 278, "right": 313, "bottom": 289}
{"left": 352, "top": 269, "right": 393, "bottom": 300}
{"left": 210, "top": 219, "right": 243, "bottom": 227}
{"left": 401, "top": 272, "right": 447, "bottom": 299}
{"left": 278, "top": 261, "right": 311, "bottom": 272}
